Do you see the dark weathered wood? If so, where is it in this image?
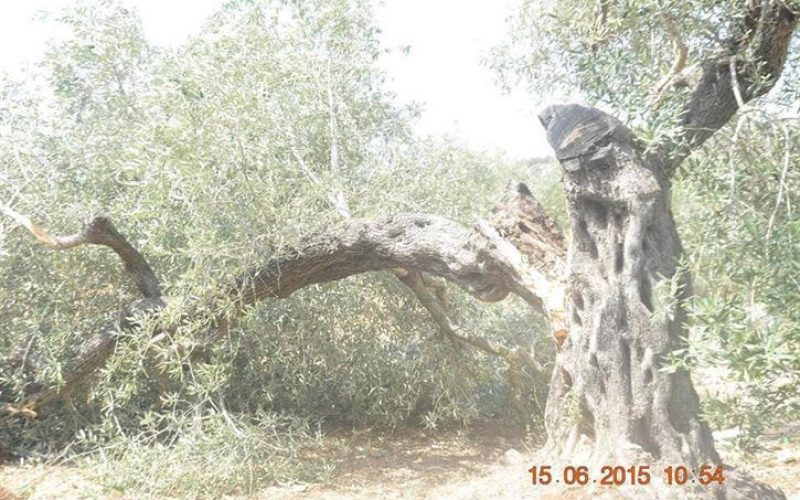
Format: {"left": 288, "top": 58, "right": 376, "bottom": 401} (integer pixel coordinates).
{"left": 486, "top": 181, "right": 566, "bottom": 280}
{"left": 540, "top": 103, "right": 786, "bottom": 499}
{"left": 657, "top": 0, "right": 798, "bottom": 173}
{"left": 541, "top": 105, "right": 620, "bottom": 160}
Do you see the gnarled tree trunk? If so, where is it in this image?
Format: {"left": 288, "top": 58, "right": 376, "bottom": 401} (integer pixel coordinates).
{"left": 538, "top": 104, "right": 794, "bottom": 499}
{"left": 540, "top": 104, "right": 727, "bottom": 498}
{"left": 535, "top": 3, "right": 797, "bottom": 497}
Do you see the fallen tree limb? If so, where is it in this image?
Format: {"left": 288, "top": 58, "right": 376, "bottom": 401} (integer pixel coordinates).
{"left": 2, "top": 182, "right": 566, "bottom": 416}
{"left": 395, "top": 269, "right": 545, "bottom": 374}
{"left": 346, "top": 182, "right": 564, "bottom": 427}
{"left": 0, "top": 204, "right": 164, "bottom": 416}
{"left": 230, "top": 213, "right": 527, "bottom": 306}
{"left": 395, "top": 268, "right": 545, "bottom": 427}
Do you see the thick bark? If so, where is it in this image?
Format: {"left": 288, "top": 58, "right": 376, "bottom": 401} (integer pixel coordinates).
{"left": 539, "top": 104, "right": 785, "bottom": 499}
{"left": 540, "top": 103, "right": 715, "bottom": 462}
{"left": 230, "top": 212, "right": 541, "bottom": 308}
{"left": 484, "top": 182, "right": 566, "bottom": 281}
{"left": 2, "top": 183, "right": 565, "bottom": 415}
{"left": 536, "top": 4, "right": 797, "bottom": 496}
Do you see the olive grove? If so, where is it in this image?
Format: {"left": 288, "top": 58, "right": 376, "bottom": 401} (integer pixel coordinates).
{"left": 1, "top": 0, "right": 799, "bottom": 498}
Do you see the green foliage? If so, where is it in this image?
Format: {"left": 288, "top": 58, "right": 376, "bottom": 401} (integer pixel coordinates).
{"left": 0, "top": 0, "right": 554, "bottom": 494}
{"left": 675, "top": 115, "right": 800, "bottom": 437}
{"left": 490, "top": 0, "right": 796, "bottom": 148}
{"left": 85, "top": 412, "right": 333, "bottom": 497}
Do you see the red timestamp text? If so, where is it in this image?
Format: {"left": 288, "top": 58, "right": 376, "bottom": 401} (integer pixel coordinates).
{"left": 528, "top": 464, "right": 725, "bottom": 487}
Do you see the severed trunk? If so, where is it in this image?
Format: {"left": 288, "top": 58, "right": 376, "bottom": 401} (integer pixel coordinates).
{"left": 539, "top": 104, "right": 783, "bottom": 499}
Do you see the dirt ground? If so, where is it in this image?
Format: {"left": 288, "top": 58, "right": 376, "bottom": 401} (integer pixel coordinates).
{"left": 1, "top": 420, "right": 798, "bottom": 500}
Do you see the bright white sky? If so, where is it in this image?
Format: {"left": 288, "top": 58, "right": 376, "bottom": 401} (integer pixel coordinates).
{"left": 0, "top": 0, "right": 553, "bottom": 159}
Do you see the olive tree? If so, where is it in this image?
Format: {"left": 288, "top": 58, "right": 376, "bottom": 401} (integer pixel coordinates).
{"left": 493, "top": 0, "right": 798, "bottom": 498}
{"left": 0, "top": 0, "right": 552, "bottom": 468}
{"left": 1, "top": 0, "right": 798, "bottom": 498}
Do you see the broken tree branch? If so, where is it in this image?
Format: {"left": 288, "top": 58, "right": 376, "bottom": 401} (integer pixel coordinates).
{"left": 395, "top": 269, "right": 545, "bottom": 375}
{"left": 396, "top": 268, "right": 545, "bottom": 427}
{"left": 0, "top": 207, "right": 164, "bottom": 416}
{"left": 0, "top": 205, "right": 162, "bottom": 299}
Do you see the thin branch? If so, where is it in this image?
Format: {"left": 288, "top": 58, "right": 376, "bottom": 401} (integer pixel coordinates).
{"left": 326, "top": 54, "right": 351, "bottom": 218}
{"left": 286, "top": 125, "right": 322, "bottom": 185}
{"left": 649, "top": 8, "right": 688, "bottom": 108}
{"left": 327, "top": 56, "right": 340, "bottom": 178}
{"left": 396, "top": 269, "right": 545, "bottom": 427}
{"left": 591, "top": 0, "right": 611, "bottom": 55}
{"left": 1, "top": 203, "right": 86, "bottom": 250}
{"left": 729, "top": 114, "right": 747, "bottom": 199}
{"left": 729, "top": 56, "right": 747, "bottom": 109}
{"left": 765, "top": 124, "right": 792, "bottom": 246}
{"left": 286, "top": 125, "right": 351, "bottom": 218}
{"left": 396, "top": 270, "right": 544, "bottom": 375}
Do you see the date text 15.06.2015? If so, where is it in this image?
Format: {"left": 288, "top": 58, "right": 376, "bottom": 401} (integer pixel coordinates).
{"left": 528, "top": 465, "right": 725, "bottom": 487}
